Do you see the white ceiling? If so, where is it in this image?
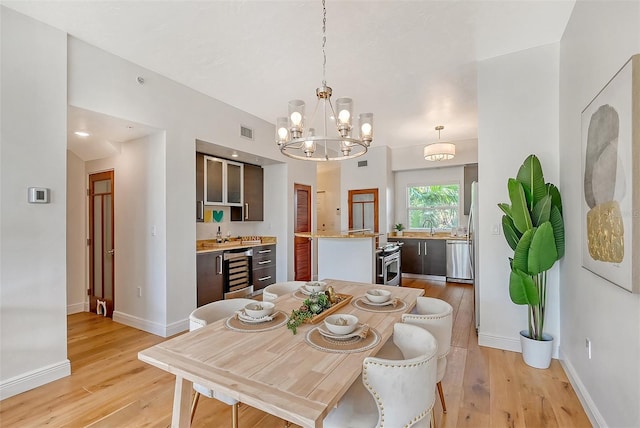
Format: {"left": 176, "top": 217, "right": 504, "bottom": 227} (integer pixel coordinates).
{"left": 5, "top": 0, "right": 575, "bottom": 160}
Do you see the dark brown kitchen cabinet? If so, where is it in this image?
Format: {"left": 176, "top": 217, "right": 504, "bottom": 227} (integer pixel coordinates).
{"left": 197, "top": 251, "right": 223, "bottom": 307}
{"left": 464, "top": 163, "right": 478, "bottom": 215}
{"left": 231, "top": 164, "right": 264, "bottom": 222}
{"left": 399, "top": 238, "right": 446, "bottom": 277}
{"left": 252, "top": 244, "right": 276, "bottom": 291}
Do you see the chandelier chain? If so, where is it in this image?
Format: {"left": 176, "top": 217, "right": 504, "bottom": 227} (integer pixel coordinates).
{"left": 322, "top": 0, "right": 327, "bottom": 85}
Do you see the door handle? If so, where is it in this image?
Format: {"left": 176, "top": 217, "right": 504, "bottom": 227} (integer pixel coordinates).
{"left": 245, "top": 203, "right": 249, "bottom": 220}
{"left": 424, "top": 242, "right": 428, "bottom": 255}
{"left": 106, "top": 249, "right": 115, "bottom": 256}
{"left": 216, "top": 255, "right": 223, "bottom": 275}
{"left": 418, "top": 242, "right": 421, "bottom": 256}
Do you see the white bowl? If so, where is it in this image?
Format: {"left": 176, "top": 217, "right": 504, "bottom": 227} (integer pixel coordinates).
{"left": 365, "top": 289, "right": 392, "bottom": 303}
{"left": 305, "top": 281, "right": 327, "bottom": 293}
{"left": 324, "top": 314, "right": 359, "bottom": 335}
{"left": 244, "top": 301, "right": 275, "bottom": 319}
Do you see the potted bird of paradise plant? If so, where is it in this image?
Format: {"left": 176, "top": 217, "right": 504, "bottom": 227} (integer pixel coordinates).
{"left": 498, "top": 154, "right": 565, "bottom": 369}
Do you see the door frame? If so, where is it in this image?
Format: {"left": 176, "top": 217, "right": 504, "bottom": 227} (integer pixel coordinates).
{"left": 88, "top": 170, "right": 115, "bottom": 316}
{"left": 294, "top": 183, "right": 312, "bottom": 281}
{"left": 348, "top": 188, "right": 379, "bottom": 233}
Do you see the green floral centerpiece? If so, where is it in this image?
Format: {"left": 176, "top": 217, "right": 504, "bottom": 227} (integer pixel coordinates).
{"left": 287, "top": 292, "right": 331, "bottom": 334}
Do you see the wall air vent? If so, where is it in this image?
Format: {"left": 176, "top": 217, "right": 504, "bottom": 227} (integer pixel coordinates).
{"left": 357, "top": 160, "right": 368, "bottom": 167}
{"left": 240, "top": 125, "right": 254, "bottom": 140}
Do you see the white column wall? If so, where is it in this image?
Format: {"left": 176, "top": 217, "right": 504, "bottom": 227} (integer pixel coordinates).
{"left": 66, "top": 151, "right": 87, "bottom": 314}
{"left": 477, "top": 44, "right": 561, "bottom": 354}
{"left": 559, "top": 1, "right": 640, "bottom": 426}
{"left": 0, "top": 7, "right": 70, "bottom": 398}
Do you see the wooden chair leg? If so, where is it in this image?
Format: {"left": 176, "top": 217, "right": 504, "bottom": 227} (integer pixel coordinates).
{"left": 190, "top": 392, "right": 200, "bottom": 424}
{"left": 232, "top": 402, "right": 239, "bottom": 428}
{"left": 430, "top": 408, "right": 437, "bottom": 428}
{"left": 437, "top": 381, "right": 447, "bottom": 413}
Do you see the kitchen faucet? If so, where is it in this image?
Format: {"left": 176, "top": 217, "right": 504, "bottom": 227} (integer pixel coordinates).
{"left": 426, "top": 220, "right": 435, "bottom": 236}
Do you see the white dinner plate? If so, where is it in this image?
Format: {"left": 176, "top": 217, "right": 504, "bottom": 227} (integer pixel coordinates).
{"left": 236, "top": 310, "right": 275, "bottom": 324}
{"left": 362, "top": 297, "right": 395, "bottom": 306}
{"left": 316, "top": 323, "right": 365, "bottom": 340}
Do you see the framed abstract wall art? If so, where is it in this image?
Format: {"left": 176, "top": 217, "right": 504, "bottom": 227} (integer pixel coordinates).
{"left": 581, "top": 54, "right": 639, "bottom": 293}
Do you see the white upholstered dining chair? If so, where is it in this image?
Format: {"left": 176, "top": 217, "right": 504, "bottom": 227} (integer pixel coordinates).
{"left": 402, "top": 297, "right": 453, "bottom": 413}
{"left": 188, "top": 298, "right": 256, "bottom": 426}
{"left": 262, "top": 281, "right": 305, "bottom": 302}
{"left": 322, "top": 323, "right": 439, "bottom": 428}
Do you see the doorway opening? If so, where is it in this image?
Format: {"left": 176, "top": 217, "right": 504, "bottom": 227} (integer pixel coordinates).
{"left": 88, "top": 170, "right": 115, "bottom": 317}
{"left": 294, "top": 183, "right": 312, "bottom": 281}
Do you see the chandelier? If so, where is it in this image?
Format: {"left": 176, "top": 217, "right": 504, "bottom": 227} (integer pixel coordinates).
{"left": 424, "top": 125, "right": 455, "bottom": 161}
{"left": 275, "top": 0, "right": 373, "bottom": 161}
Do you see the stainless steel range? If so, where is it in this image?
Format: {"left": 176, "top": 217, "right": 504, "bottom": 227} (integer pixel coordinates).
{"left": 376, "top": 241, "right": 403, "bottom": 286}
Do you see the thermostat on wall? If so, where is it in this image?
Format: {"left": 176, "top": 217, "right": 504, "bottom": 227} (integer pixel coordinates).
{"left": 28, "top": 187, "right": 50, "bottom": 203}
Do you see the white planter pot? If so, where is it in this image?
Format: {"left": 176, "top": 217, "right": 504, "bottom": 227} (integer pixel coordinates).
{"left": 519, "top": 330, "right": 553, "bottom": 369}
{"left": 396, "top": 231, "right": 403, "bottom": 236}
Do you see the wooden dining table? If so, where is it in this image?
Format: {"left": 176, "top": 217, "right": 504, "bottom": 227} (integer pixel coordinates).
{"left": 138, "top": 279, "right": 424, "bottom": 428}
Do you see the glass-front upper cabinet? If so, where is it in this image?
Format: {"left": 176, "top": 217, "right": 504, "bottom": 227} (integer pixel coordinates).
{"left": 204, "top": 155, "right": 243, "bottom": 206}
{"left": 226, "top": 160, "right": 243, "bottom": 205}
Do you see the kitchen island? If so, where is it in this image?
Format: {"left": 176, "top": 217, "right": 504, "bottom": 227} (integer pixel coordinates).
{"left": 294, "top": 231, "right": 380, "bottom": 283}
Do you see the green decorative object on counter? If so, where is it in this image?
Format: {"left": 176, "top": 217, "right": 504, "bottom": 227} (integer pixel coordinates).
{"left": 212, "top": 210, "right": 223, "bottom": 222}
{"left": 394, "top": 223, "right": 405, "bottom": 236}
{"left": 498, "top": 154, "right": 565, "bottom": 346}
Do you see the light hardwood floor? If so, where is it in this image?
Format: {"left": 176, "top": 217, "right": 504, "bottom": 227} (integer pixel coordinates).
{"left": 0, "top": 279, "right": 592, "bottom": 427}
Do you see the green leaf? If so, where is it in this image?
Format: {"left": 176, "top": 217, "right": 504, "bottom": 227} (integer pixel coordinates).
{"left": 512, "top": 228, "right": 534, "bottom": 273}
{"left": 508, "top": 179, "right": 533, "bottom": 234}
{"left": 547, "top": 183, "right": 563, "bottom": 215}
{"left": 531, "top": 195, "right": 552, "bottom": 227}
{"left": 528, "top": 222, "right": 558, "bottom": 274}
{"left": 516, "top": 155, "right": 547, "bottom": 208}
{"left": 498, "top": 203, "right": 512, "bottom": 218}
{"left": 509, "top": 269, "right": 539, "bottom": 306}
{"left": 502, "top": 215, "right": 521, "bottom": 251}
{"left": 550, "top": 205, "right": 565, "bottom": 259}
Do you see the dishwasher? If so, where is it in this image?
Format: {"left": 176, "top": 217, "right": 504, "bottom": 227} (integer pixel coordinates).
{"left": 446, "top": 240, "right": 473, "bottom": 283}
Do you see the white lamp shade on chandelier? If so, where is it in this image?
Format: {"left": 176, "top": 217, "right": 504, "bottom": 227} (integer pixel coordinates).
{"left": 424, "top": 125, "right": 455, "bottom": 161}
{"left": 424, "top": 143, "right": 456, "bottom": 161}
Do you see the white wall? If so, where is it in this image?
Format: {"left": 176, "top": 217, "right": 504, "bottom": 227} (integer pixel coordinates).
{"left": 0, "top": 7, "right": 70, "bottom": 398}
{"left": 559, "top": 2, "right": 640, "bottom": 426}
{"left": 391, "top": 139, "right": 478, "bottom": 171}
{"left": 477, "top": 44, "right": 561, "bottom": 354}
{"left": 66, "top": 36, "right": 305, "bottom": 334}
{"left": 67, "top": 151, "right": 87, "bottom": 314}
{"left": 339, "top": 146, "right": 392, "bottom": 233}
{"left": 317, "top": 162, "right": 341, "bottom": 232}
{"left": 393, "top": 166, "right": 466, "bottom": 231}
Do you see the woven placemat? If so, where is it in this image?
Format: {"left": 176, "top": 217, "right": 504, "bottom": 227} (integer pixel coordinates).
{"left": 225, "top": 311, "right": 289, "bottom": 333}
{"left": 305, "top": 326, "right": 380, "bottom": 354}
{"left": 293, "top": 289, "right": 310, "bottom": 300}
{"left": 352, "top": 296, "right": 407, "bottom": 313}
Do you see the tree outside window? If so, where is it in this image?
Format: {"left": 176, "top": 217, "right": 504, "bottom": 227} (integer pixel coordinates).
{"left": 407, "top": 184, "right": 459, "bottom": 231}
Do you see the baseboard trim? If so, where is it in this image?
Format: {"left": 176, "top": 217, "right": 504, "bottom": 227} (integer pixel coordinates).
{"left": 113, "top": 311, "right": 188, "bottom": 338}
{"left": 67, "top": 302, "right": 85, "bottom": 314}
{"left": 559, "top": 350, "right": 605, "bottom": 427}
{"left": 0, "top": 360, "right": 70, "bottom": 400}
{"left": 478, "top": 331, "right": 560, "bottom": 358}
{"left": 478, "top": 332, "right": 522, "bottom": 352}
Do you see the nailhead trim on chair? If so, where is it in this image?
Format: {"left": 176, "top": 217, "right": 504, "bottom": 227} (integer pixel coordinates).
{"left": 402, "top": 314, "right": 453, "bottom": 358}
{"left": 363, "top": 355, "right": 436, "bottom": 427}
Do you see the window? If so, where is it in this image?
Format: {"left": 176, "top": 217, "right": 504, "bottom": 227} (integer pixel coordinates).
{"left": 407, "top": 184, "right": 460, "bottom": 231}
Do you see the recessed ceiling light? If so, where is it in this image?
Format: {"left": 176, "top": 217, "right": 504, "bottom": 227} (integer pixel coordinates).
{"left": 74, "top": 131, "right": 90, "bottom": 137}
{"left": 231, "top": 151, "right": 239, "bottom": 158}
